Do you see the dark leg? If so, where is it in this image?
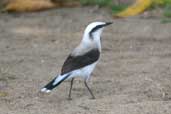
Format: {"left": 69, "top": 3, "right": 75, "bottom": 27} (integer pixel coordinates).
{"left": 84, "top": 80, "right": 95, "bottom": 99}
{"left": 68, "top": 78, "right": 74, "bottom": 100}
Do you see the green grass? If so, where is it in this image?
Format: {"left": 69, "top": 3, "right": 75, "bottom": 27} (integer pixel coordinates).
{"left": 161, "top": 18, "right": 171, "bottom": 23}
{"left": 80, "top": 0, "right": 113, "bottom": 7}
{"left": 111, "top": 4, "right": 128, "bottom": 14}
{"left": 161, "top": 4, "right": 171, "bottom": 23}
{"left": 80, "top": 0, "right": 171, "bottom": 23}
{"left": 163, "top": 4, "right": 171, "bottom": 17}
{"left": 163, "top": 0, "right": 171, "bottom": 5}
{"left": 80, "top": 0, "right": 128, "bottom": 14}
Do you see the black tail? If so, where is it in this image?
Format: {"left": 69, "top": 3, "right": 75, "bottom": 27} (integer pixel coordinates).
{"left": 41, "top": 74, "right": 70, "bottom": 92}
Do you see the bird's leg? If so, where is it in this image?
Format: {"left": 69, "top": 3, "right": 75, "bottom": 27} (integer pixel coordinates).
{"left": 68, "top": 78, "right": 74, "bottom": 100}
{"left": 84, "top": 80, "right": 95, "bottom": 99}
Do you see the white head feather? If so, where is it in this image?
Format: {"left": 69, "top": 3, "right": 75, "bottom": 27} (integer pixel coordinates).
{"left": 72, "top": 21, "right": 112, "bottom": 56}
{"left": 82, "top": 22, "right": 105, "bottom": 46}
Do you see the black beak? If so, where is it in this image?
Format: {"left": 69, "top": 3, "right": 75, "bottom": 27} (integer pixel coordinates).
{"left": 104, "top": 22, "right": 113, "bottom": 26}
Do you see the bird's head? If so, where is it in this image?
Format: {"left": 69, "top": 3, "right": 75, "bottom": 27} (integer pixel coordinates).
{"left": 82, "top": 21, "right": 112, "bottom": 43}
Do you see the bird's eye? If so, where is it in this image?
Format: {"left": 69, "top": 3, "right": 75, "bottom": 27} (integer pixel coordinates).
{"left": 89, "top": 24, "right": 104, "bottom": 39}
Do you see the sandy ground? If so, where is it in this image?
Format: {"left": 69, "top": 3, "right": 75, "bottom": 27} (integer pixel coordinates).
{"left": 0, "top": 7, "right": 171, "bottom": 114}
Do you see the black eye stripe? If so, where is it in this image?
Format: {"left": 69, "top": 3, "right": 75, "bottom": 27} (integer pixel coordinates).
{"left": 90, "top": 25, "right": 104, "bottom": 34}
{"left": 89, "top": 24, "right": 104, "bottom": 38}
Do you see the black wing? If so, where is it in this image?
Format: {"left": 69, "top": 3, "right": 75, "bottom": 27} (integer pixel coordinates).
{"left": 61, "top": 49, "right": 100, "bottom": 75}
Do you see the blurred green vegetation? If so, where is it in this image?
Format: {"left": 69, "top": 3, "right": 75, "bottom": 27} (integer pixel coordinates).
{"left": 153, "top": 0, "right": 171, "bottom": 23}
{"left": 0, "top": 0, "right": 171, "bottom": 20}
{"left": 80, "top": 0, "right": 113, "bottom": 7}
{"left": 163, "top": 4, "right": 171, "bottom": 17}
{"left": 162, "top": 0, "right": 171, "bottom": 18}
{"left": 80, "top": 0, "right": 128, "bottom": 14}
{"left": 161, "top": 0, "right": 171, "bottom": 5}
{"left": 80, "top": 0, "right": 171, "bottom": 21}
{"left": 161, "top": 4, "right": 171, "bottom": 23}
{"left": 111, "top": 4, "right": 128, "bottom": 14}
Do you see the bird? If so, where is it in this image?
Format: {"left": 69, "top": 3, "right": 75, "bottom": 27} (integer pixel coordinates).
{"left": 41, "top": 21, "right": 112, "bottom": 99}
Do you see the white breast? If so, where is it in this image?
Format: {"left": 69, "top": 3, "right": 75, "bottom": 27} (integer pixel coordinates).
{"left": 68, "top": 62, "right": 97, "bottom": 80}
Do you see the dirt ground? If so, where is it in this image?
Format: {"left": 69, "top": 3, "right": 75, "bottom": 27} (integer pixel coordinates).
{"left": 0, "top": 7, "right": 171, "bottom": 114}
